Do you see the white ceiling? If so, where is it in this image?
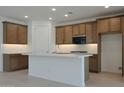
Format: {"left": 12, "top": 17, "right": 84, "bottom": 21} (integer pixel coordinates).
{"left": 0, "top": 6, "right": 124, "bottom": 23}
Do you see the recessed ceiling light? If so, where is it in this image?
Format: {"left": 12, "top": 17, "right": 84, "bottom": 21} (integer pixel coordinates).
{"left": 49, "top": 17, "right": 52, "bottom": 20}
{"left": 64, "top": 14, "right": 69, "bottom": 17}
{"left": 52, "top": 8, "right": 56, "bottom": 11}
{"left": 105, "top": 6, "right": 110, "bottom": 8}
{"left": 24, "top": 16, "right": 28, "bottom": 18}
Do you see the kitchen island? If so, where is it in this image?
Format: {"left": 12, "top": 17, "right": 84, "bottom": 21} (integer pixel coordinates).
{"left": 28, "top": 53, "right": 92, "bottom": 87}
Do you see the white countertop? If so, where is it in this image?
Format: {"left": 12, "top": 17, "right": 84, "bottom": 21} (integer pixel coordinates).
{"left": 3, "top": 52, "right": 93, "bottom": 58}
{"left": 24, "top": 53, "right": 92, "bottom": 58}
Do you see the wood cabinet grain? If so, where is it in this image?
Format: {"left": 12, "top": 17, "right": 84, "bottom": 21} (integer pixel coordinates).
{"left": 3, "top": 54, "right": 28, "bottom": 71}
{"left": 18, "top": 25, "right": 27, "bottom": 44}
{"left": 79, "top": 23, "right": 86, "bottom": 35}
{"left": 89, "top": 54, "right": 98, "bottom": 73}
{"left": 72, "top": 24, "right": 79, "bottom": 36}
{"left": 97, "top": 19, "right": 109, "bottom": 33}
{"left": 3, "top": 22, "right": 18, "bottom": 44}
{"left": 86, "top": 22, "right": 97, "bottom": 43}
{"left": 110, "top": 17, "right": 121, "bottom": 32}
{"left": 64, "top": 26, "right": 73, "bottom": 44}
{"left": 3, "top": 22, "right": 27, "bottom": 44}
{"left": 97, "top": 17, "right": 121, "bottom": 33}
{"left": 92, "top": 22, "right": 97, "bottom": 43}
{"left": 86, "top": 23, "right": 93, "bottom": 43}
{"left": 56, "top": 27, "right": 64, "bottom": 44}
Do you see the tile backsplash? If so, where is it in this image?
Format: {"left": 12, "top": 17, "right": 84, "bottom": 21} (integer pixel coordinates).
{"left": 56, "top": 44, "right": 98, "bottom": 54}
{"left": 1, "top": 44, "right": 29, "bottom": 54}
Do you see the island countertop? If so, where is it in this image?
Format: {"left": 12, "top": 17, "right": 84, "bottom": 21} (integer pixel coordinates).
{"left": 23, "top": 52, "right": 92, "bottom": 58}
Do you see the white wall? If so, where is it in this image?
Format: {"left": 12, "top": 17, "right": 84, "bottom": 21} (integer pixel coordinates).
{"left": 56, "top": 44, "right": 98, "bottom": 54}
{"left": 101, "top": 34, "right": 122, "bottom": 74}
{"left": 28, "top": 21, "right": 55, "bottom": 54}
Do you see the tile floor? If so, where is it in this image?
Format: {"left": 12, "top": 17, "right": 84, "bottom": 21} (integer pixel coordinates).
{"left": 0, "top": 70, "right": 124, "bottom": 87}
{"left": 0, "top": 70, "right": 73, "bottom": 87}
{"left": 86, "top": 72, "right": 124, "bottom": 87}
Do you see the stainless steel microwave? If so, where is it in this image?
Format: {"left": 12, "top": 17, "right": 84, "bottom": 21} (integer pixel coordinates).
{"left": 72, "top": 36, "right": 86, "bottom": 44}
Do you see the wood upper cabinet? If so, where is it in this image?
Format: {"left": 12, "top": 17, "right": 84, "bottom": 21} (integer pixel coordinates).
{"left": 86, "top": 23, "right": 93, "bottom": 43}
{"left": 56, "top": 27, "right": 64, "bottom": 44}
{"left": 86, "top": 22, "right": 97, "bottom": 43}
{"left": 64, "top": 26, "right": 73, "bottom": 44}
{"left": 3, "top": 22, "right": 18, "bottom": 44}
{"left": 3, "top": 22, "right": 27, "bottom": 44}
{"left": 72, "top": 24, "right": 79, "bottom": 36}
{"left": 92, "top": 22, "right": 97, "bottom": 43}
{"left": 97, "top": 19, "right": 109, "bottom": 33}
{"left": 79, "top": 23, "right": 86, "bottom": 35}
{"left": 110, "top": 17, "right": 121, "bottom": 32}
{"left": 97, "top": 17, "right": 121, "bottom": 33}
{"left": 18, "top": 25, "right": 27, "bottom": 44}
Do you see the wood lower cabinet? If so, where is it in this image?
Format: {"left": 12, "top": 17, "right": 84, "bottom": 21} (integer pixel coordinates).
{"left": 3, "top": 22, "right": 27, "bottom": 44}
{"left": 3, "top": 54, "right": 28, "bottom": 71}
{"left": 89, "top": 54, "right": 99, "bottom": 73}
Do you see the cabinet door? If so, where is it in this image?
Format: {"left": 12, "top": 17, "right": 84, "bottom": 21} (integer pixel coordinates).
{"left": 89, "top": 55, "right": 98, "bottom": 72}
{"left": 79, "top": 24, "right": 86, "bottom": 35}
{"left": 3, "top": 23, "right": 18, "bottom": 44}
{"left": 10, "top": 55, "right": 19, "bottom": 70}
{"left": 64, "top": 26, "right": 72, "bottom": 44}
{"left": 86, "top": 23, "right": 93, "bottom": 43}
{"left": 72, "top": 24, "right": 79, "bottom": 36}
{"left": 110, "top": 17, "right": 121, "bottom": 32}
{"left": 92, "top": 22, "right": 97, "bottom": 43}
{"left": 18, "top": 25, "right": 27, "bottom": 44}
{"left": 18, "top": 55, "right": 28, "bottom": 69}
{"left": 97, "top": 19, "right": 109, "bottom": 33}
{"left": 56, "top": 27, "right": 64, "bottom": 44}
